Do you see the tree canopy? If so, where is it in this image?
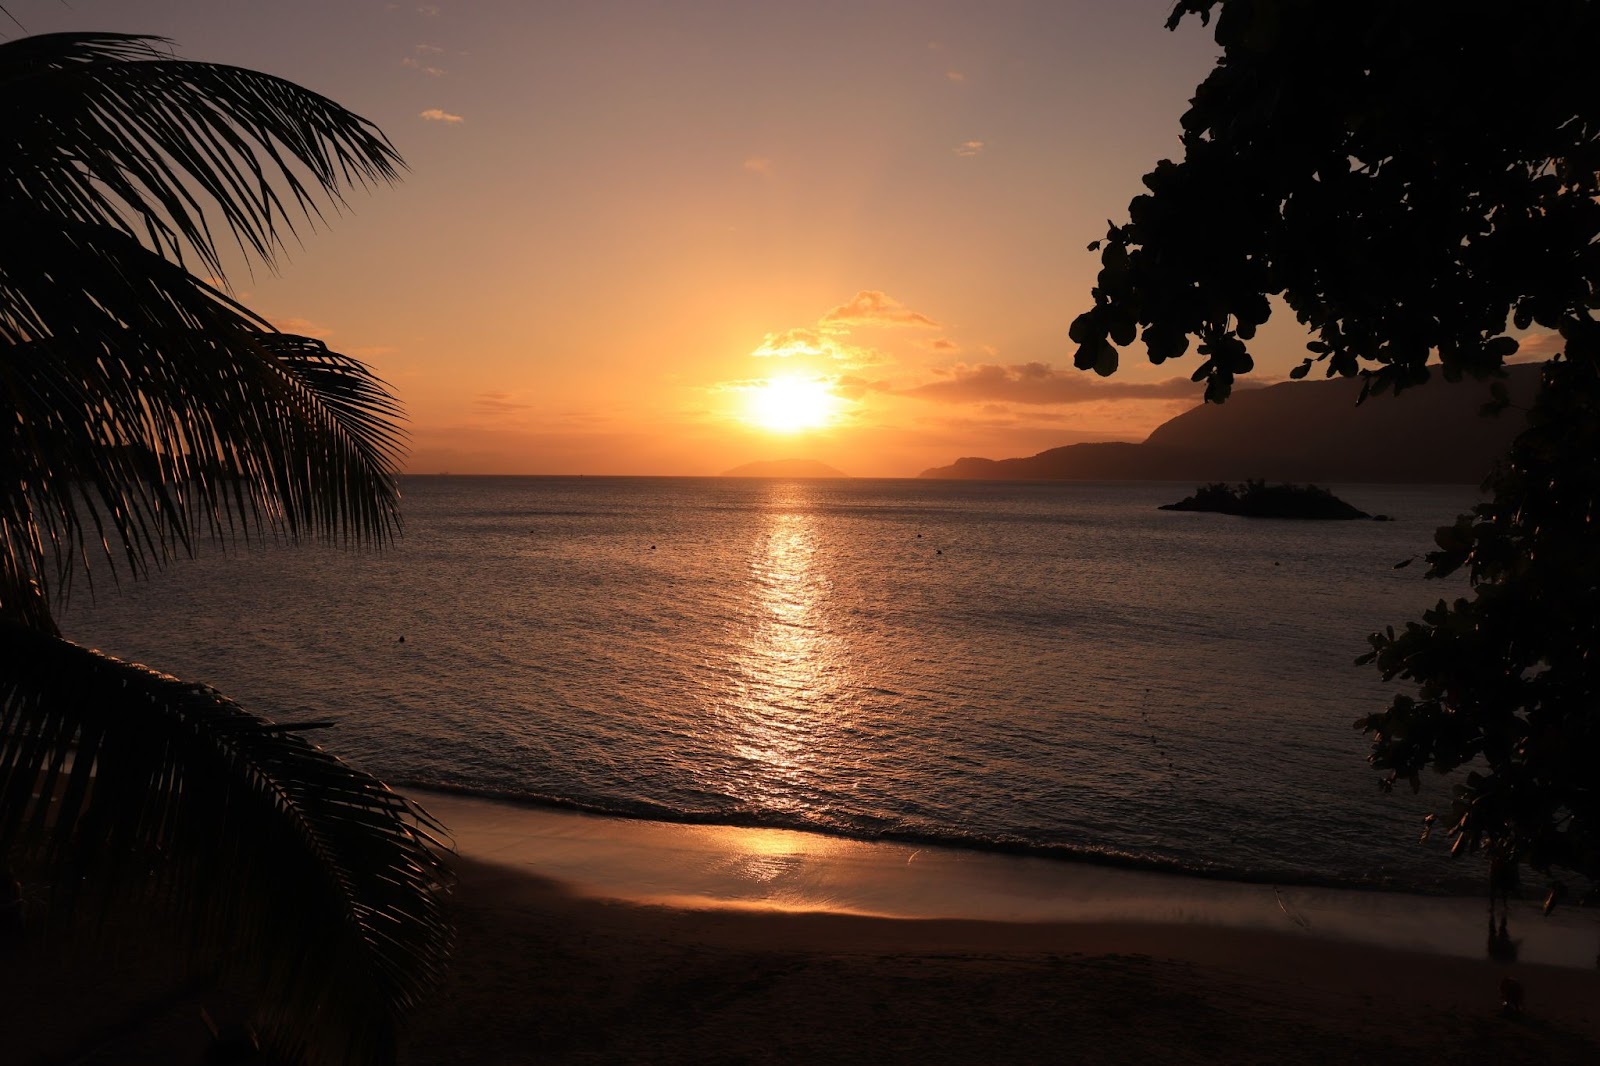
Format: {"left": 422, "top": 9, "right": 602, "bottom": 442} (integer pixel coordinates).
{"left": 1072, "top": 0, "right": 1598, "bottom": 402}
{"left": 0, "top": 33, "right": 449, "bottom": 1064}
{"left": 1076, "top": 1, "right": 1600, "bottom": 903}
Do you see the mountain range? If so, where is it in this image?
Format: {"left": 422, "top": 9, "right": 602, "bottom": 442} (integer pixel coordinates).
{"left": 919, "top": 363, "right": 1541, "bottom": 484}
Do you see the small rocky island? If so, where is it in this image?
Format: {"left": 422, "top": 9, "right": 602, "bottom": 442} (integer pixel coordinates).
{"left": 1160, "top": 480, "right": 1386, "bottom": 520}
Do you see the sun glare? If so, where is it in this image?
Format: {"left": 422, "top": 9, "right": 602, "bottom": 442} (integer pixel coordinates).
{"left": 744, "top": 377, "right": 840, "bottom": 433}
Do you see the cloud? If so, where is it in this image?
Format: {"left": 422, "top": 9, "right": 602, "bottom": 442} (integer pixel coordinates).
{"left": 900, "top": 362, "right": 1212, "bottom": 406}
{"left": 946, "top": 71, "right": 966, "bottom": 83}
{"left": 930, "top": 338, "right": 959, "bottom": 352}
{"left": 403, "top": 57, "right": 446, "bottom": 76}
{"left": 711, "top": 374, "right": 844, "bottom": 396}
{"left": 833, "top": 375, "right": 892, "bottom": 400}
{"left": 474, "top": 391, "right": 533, "bottom": 413}
{"left": 415, "top": 43, "right": 445, "bottom": 54}
{"left": 819, "top": 290, "right": 940, "bottom": 329}
{"left": 953, "top": 140, "right": 985, "bottom": 158}
{"left": 1509, "top": 331, "right": 1562, "bottom": 361}
{"left": 749, "top": 327, "right": 884, "bottom": 369}
{"left": 417, "top": 5, "right": 440, "bottom": 15}
{"left": 752, "top": 326, "right": 833, "bottom": 359}
{"left": 270, "top": 315, "right": 334, "bottom": 339}
{"left": 742, "top": 156, "right": 774, "bottom": 176}
{"left": 419, "top": 108, "right": 463, "bottom": 123}
{"left": 745, "top": 291, "right": 942, "bottom": 382}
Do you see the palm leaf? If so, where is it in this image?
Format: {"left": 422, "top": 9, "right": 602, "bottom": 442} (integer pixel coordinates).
{"left": 0, "top": 28, "right": 444, "bottom": 1066}
{"left": 0, "top": 623, "right": 453, "bottom": 1066}
{"left": 0, "top": 32, "right": 402, "bottom": 278}
{"left": 0, "top": 203, "right": 404, "bottom": 619}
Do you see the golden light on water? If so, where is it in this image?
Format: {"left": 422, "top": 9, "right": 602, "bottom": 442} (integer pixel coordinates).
{"left": 743, "top": 376, "right": 840, "bottom": 433}
{"left": 723, "top": 484, "right": 848, "bottom": 817}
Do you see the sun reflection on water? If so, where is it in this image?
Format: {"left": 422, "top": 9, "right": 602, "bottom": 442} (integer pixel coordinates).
{"left": 723, "top": 483, "right": 852, "bottom": 816}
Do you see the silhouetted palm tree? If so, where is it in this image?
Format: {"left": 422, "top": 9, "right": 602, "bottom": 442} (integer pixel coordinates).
{"left": 0, "top": 33, "right": 449, "bottom": 1065}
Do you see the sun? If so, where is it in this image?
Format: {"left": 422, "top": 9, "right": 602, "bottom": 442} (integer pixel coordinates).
{"left": 744, "top": 376, "right": 840, "bottom": 433}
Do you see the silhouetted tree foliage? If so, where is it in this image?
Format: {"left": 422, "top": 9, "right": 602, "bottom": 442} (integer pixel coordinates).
{"left": 0, "top": 33, "right": 450, "bottom": 1064}
{"left": 1076, "top": 2, "right": 1600, "bottom": 902}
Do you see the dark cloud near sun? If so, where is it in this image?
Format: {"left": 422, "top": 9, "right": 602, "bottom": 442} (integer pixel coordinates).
{"left": 901, "top": 362, "right": 1214, "bottom": 406}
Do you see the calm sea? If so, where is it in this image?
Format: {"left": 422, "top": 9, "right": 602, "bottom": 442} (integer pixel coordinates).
{"left": 58, "top": 476, "right": 1483, "bottom": 894}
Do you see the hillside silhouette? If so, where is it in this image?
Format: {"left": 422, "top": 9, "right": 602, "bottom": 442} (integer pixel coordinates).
{"left": 722, "top": 459, "right": 849, "bottom": 478}
{"left": 920, "top": 364, "right": 1540, "bottom": 483}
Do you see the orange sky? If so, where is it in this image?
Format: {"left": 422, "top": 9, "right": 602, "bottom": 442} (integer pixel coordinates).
{"left": 27, "top": 1, "right": 1335, "bottom": 476}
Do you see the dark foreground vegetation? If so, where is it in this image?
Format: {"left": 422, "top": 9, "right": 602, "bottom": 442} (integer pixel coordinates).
{"left": 1076, "top": 0, "right": 1600, "bottom": 918}
{"left": 0, "top": 33, "right": 444, "bottom": 1066}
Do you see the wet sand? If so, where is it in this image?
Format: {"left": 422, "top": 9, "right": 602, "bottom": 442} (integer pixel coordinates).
{"left": 400, "top": 860, "right": 1600, "bottom": 1065}
{"left": 402, "top": 793, "right": 1600, "bottom": 1065}
{"left": 419, "top": 791, "right": 1600, "bottom": 967}
{"left": 8, "top": 791, "right": 1600, "bottom": 1064}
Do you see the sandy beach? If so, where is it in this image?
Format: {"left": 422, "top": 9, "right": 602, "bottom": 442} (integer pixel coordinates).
{"left": 8, "top": 791, "right": 1600, "bottom": 1064}
{"left": 405, "top": 858, "right": 1600, "bottom": 1066}
{"left": 405, "top": 793, "right": 1600, "bottom": 1064}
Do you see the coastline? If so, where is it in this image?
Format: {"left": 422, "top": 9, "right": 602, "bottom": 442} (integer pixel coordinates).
{"left": 10, "top": 790, "right": 1599, "bottom": 1064}
{"left": 418, "top": 789, "right": 1599, "bottom": 968}
{"left": 400, "top": 791, "right": 1600, "bottom": 1063}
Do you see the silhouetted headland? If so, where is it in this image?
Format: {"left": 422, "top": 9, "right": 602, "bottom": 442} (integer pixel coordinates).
{"left": 721, "top": 459, "right": 849, "bottom": 478}
{"left": 1160, "top": 480, "right": 1378, "bottom": 520}
{"left": 920, "top": 363, "right": 1540, "bottom": 483}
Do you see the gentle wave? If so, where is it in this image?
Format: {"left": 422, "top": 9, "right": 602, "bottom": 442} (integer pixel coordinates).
{"left": 397, "top": 778, "right": 1484, "bottom": 898}
{"left": 60, "top": 476, "right": 1489, "bottom": 899}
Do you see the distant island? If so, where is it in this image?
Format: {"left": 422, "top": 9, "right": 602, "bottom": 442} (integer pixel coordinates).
{"left": 919, "top": 363, "right": 1540, "bottom": 484}
{"left": 1160, "top": 480, "right": 1382, "bottom": 520}
{"left": 721, "top": 459, "right": 849, "bottom": 478}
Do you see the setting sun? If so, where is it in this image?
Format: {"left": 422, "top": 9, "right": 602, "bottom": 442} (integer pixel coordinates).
{"left": 744, "top": 377, "right": 840, "bottom": 433}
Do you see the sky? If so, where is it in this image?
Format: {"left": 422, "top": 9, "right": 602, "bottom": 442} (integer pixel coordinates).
{"left": 17, "top": 0, "right": 1327, "bottom": 476}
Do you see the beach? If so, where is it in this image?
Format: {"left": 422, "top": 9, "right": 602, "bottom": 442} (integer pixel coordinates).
{"left": 403, "top": 793, "right": 1600, "bottom": 1064}
{"left": 406, "top": 858, "right": 1599, "bottom": 1065}
{"left": 11, "top": 791, "right": 1600, "bottom": 1064}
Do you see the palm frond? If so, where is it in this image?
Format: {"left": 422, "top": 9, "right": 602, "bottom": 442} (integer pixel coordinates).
{"left": 0, "top": 202, "right": 404, "bottom": 615}
{"left": 0, "top": 32, "right": 402, "bottom": 278}
{"left": 0, "top": 32, "right": 436, "bottom": 1063}
{"left": 0, "top": 623, "right": 453, "bottom": 1066}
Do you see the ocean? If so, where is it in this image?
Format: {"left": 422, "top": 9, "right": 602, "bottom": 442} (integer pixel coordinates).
{"left": 57, "top": 475, "right": 1484, "bottom": 895}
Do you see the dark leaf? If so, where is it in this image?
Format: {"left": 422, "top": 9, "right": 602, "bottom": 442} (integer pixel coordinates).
{"left": 0, "top": 627, "right": 453, "bottom": 1066}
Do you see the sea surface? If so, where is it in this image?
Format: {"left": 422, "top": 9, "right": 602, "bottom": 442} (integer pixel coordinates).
{"left": 58, "top": 476, "right": 1487, "bottom": 894}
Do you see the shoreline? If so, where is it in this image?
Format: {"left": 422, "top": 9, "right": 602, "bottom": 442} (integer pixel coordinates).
{"left": 10, "top": 787, "right": 1599, "bottom": 1064}
{"left": 402, "top": 779, "right": 1490, "bottom": 897}
{"left": 402, "top": 851, "right": 1600, "bottom": 1064}
{"left": 418, "top": 789, "right": 1600, "bottom": 970}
